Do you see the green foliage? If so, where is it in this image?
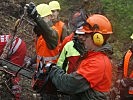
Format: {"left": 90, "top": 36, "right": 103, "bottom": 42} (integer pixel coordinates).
{"left": 100, "top": 0, "right": 133, "bottom": 60}
{"left": 101, "top": 0, "right": 133, "bottom": 40}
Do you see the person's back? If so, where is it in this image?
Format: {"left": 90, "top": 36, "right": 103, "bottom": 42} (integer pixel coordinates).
{"left": 0, "top": 34, "right": 26, "bottom": 100}
{"left": 59, "top": 33, "right": 74, "bottom": 52}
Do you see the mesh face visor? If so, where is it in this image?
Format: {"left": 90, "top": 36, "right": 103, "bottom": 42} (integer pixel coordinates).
{"left": 69, "top": 9, "right": 88, "bottom": 31}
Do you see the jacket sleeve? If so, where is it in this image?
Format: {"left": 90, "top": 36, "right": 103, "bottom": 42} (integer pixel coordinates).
{"left": 34, "top": 16, "right": 58, "bottom": 49}
{"left": 60, "top": 25, "right": 69, "bottom": 42}
{"left": 50, "top": 67, "right": 90, "bottom": 94}
{"left": 57, "top": 46, "right": 68, "bottom": 70}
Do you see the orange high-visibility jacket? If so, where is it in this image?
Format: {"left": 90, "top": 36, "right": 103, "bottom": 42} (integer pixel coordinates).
{"left": 123, "top": 50, "right": 133, "bottom": 94}
{"left": 36, "top": 35, "right": 59, "bottom": 63}
{"left": 54, "top": 21, "right": 64, "bottom": 43}
{"left": 36, "top": 24, "right": 64, "bottom": 66}
{"left": 77, "top": 51, "right": 112, "bottom": 92}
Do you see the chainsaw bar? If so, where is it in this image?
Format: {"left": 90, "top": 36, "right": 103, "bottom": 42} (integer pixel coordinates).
{"left": 0, "top": 58, "right": 34, "bottom": 79}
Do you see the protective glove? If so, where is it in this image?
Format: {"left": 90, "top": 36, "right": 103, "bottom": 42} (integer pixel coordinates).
{"left": 37, "top": 59, "right": 56, "bottom": 76}
{"left": 25, "top": 60, "right": 32, "bottom": 68}
{"left": 25, "top": 2, "right": 38, "bottom": 19}
{"left": 44, "top": 62, "right": 56, "bottom": 73}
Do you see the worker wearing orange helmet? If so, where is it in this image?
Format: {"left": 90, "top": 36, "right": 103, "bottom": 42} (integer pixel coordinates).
{"left": 56, "top": 10, "right": 88, "bottom": 100}
{"left": 49, "top": 1, "right": 69, "bottom": 44}
{"left": 116, "top": 34, "right": 133, "bottom": 100}
{"left": 43, "top": 14, "right": 113, "bottom": 100}
{"left": 57, "top": 11, "right": 88, "bottom": 75}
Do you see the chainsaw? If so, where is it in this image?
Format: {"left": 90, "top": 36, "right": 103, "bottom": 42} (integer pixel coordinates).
{"left": 0, "top": 58, "right": 34, "bottom": 79}
{"left": 31, "top": 58, "right": 57, "bottom": 94}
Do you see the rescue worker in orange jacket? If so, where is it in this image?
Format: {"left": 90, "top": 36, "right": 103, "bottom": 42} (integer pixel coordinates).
{"left": 116, "top": 34, "right": 133, "bottom": 100}
{"left": 44, "top": 14, "right": 113, "bottom": 100}
{"left": 49, "top": 1, "right": 69, "bottom": 44}
{"left": 0, "top": 34, "right": 26, "bottom": 100}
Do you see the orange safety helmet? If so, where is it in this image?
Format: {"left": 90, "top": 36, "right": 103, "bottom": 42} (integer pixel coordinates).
{"left": 82, "top": 14, "right": 113, "bottom": 34}
{"left": 76, "top": 14, "right": 113, "bottom": 46}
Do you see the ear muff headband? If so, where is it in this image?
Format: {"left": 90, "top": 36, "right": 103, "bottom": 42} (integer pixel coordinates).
{"left": 93, "top": 33, "right": 104, "bottom": 46}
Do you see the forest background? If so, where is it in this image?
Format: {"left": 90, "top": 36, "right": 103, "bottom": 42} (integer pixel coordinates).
{"left": 0, "top": 0, "right": 133, "bottom": 99}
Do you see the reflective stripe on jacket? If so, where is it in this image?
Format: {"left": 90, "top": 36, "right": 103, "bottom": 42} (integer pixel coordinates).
{"left": 36, "top": 24, "right": 61, "bottom": 67}
{"left": 36, "top": 35, "right": 59, "bottom": 64}
{"left": 123, "top": 50, "right": 133, "bottom": 94}
{"left": 9, "top": 38, "right": 22, "bottom": 55}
